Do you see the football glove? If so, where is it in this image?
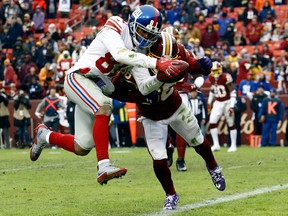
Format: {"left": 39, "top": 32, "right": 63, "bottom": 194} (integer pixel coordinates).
{"left": 197, "top": 56, "right": 212, "bottom": 75}
{"left": 156, "top": 57, "right": 189, "bottom": 82}
{"left": 228, "top": 107, "right": 234, "bottom": 116}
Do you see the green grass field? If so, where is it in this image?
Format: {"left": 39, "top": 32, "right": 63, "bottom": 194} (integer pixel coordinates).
{"left": 1, "top": 146, "right": 288, "bottom": 216}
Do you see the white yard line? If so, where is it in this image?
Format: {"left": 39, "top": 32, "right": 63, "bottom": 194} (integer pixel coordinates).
{"left": 144, "top": 184, "right": 288, "bottom": 216}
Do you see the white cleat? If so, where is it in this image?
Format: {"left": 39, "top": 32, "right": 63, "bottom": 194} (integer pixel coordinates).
{"left": 227, "top": 147, "right": 237, "bottom": 152}
{"left": 30, "top": 124, "right": 51, "bottom": 161}
{"left": 211, "top": 145, "right": 221, "bottom": 152}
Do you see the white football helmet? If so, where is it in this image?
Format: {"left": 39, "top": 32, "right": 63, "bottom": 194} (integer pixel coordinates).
{"left": 211, "top": 61, "right": 222, "bottom": 79}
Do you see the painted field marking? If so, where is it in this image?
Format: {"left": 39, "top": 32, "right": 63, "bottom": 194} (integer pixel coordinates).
{"left": 144, "top": 183, "right": 288, "bottom": 216}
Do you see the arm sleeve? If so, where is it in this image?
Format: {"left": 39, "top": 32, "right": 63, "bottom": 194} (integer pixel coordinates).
{"left": 99, "top": 28, "right": 157, "bottom": 69}
{"left": 207, "top": 90, "right": 214, "bottom": 105}
{"left": 131, "top": 67, "right": 163, "bottom": 96}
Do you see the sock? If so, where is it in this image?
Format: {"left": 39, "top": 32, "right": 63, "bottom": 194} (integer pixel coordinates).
{"left": 194, "top": 138, "right": 217, "bottom": 170}
{"left": 176, "top": 133, "right": 186, "bottom": 159}
{"left": 210, "top": 127, "right": 220, "bottom": 148}
{"left": 153, "top": 159, "right": 176, "bottom": 195}
{"left": 229, "top": 129, "right": 237, "bottom": 149}
{"left": 93, "top": 114, "right": 110, "bottom": 162}
{"left": 49, "top": 132, "right": 75, "bottom": 153}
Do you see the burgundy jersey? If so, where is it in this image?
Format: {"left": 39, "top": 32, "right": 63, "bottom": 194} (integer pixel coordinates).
{"left": 208, "top": 73, "right": 233, "bottom": 102}
{"left": 112, "top": 70, "right": 182, "bottom": 121}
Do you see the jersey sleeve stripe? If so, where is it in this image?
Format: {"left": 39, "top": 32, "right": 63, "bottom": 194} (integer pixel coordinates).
{"left": 104, "top": 18, "right": 122, "bottom": 34}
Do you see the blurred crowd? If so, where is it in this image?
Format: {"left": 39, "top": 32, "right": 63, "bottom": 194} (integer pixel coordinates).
{"left": 0, "top": 0, "right": 287, "bottom": 148}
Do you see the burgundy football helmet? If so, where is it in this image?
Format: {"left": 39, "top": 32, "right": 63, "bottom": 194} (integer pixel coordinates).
{"left": 148, "top": 31, "right": 179, "bottom": 60}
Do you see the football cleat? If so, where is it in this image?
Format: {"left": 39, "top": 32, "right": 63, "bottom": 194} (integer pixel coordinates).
{"left": 227, "top": 147, "right": 237, "bottom": 152}
{"left": 97, "top": 163, "right": 127, "bottom": 185}
{"left": 207, "top": 165, "right": 226, "bottom": 191}
{"left": 30, "top": 124, "right": 51, "bottom": 161}
{"left": 163, "top": 193, "right": 180, "bottom": 210}
{"left": 211, "top": 145, "right": 221, "bottom": 152}
{"left": 176, "top": 159, "right": 187, "bottom": 172}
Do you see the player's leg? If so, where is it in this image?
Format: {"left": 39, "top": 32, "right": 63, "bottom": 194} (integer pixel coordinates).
{"left": 175, "top": 133, "right": 187, "bottom": 171}
{"left": 209, "top": 101, "right": 224, "bottom": 151}
{"left": 142, "top": 118, "right": 179, "bottom": 210}
{"left": 224, "top": 104, "right": 237, "bottom": 152}
{"left": 65, "top": 73, "right": 126, "bottom": 184}
{"left": 260, "top": 122, "right": 269, "bottom": 146}
{"left": 269, "top": 123, "right": 277, "bottom": 146}
{"left": 169, "top": 103, "right": 225, "bottom": 191}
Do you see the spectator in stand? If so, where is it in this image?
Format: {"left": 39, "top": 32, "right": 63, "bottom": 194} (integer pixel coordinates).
{"left": 255, "top": 0, "right": 274, "bottom": 12}
{"left": 194, "top": 15, "right": 209, "bottom": 37}
{"left": 222, "top": 23, "right": 235, "bottom": 46}
{"left": 238, "top": 72, "right": 254, "bottom": 97}
{"left": 95, "top": 7, "right": 108, "bottom": 27}
{"left": 165, "top": 1, "right": 182, "bottom": 25}
{"left": 236, "top": 49, "right": 251, "bottom": 88}
{"left": 20, "top": 52, "right": 38, "bottom": 85}
{"left": 58, "top": 0, "right": 71, "bottom": 18}
{"left": 22, "top": 66, "right": 39, "bottom": 86}
{"left": 28, "top": 76, "right": 43, "bottom": 99}
{"left": 121, "top": 2, "right": 131, "bottom": 21}
{"left": 251, "top": 73, "right": 271, "bottom": 94}
{"left": 46, "top": 0, "right": 57, "bottom": 18}
{"left": 259, "top": 88, "right": 284, "bottom": 146}
{"left": 86, "top": 10, "right": 99, "bottom": 27}
{"left": 21, "top": 1, "right": 34, "bottom": 20}
{"left": 22, "top": 13, "right": 35, "bottom": 39}
{"left": 200, "top": 24, "right": 219, "bottom": 49}
{"left": 259, "top": 2, "right": 276, "bottom": 23}
{"left": 250, "top": 85, "right": 268, "bottom": 135}
{"left": 32, "top": 0, "right": 47, "bottom": 11}
{"left": 241, "top": 1, "right": 259, "bottom": 25}
{"left": 45, "top": 31, "right": 59, "bottom": 56}
{"left": 0, "top": 87, "right": 10, "bottom": 149}
{"left": 183, "top": 0, "right": 201, "bottom": 17}
{"left": 71, "top": 44, "right": 86, "bottom": 65}
{"left": 184, "top": 23, "right": 201, "bottom": 44}
{"left": 3, "top": 58, "right": 18, "bottom": 86}
{"left": 2, "top": 16, "right": 23, "bottom": 49}
{"left": 57, "top": 50, "right": 72, "bottom": 85}
{"left": 4, "top": 0, "right": 21, "bottom": 20}
{"left": 33, "top": 5, "right": 45, "bottom": 33}
{"left": 193, "top": 38, "right": 205, "bottom": 58}
{"left": 39, "top": 63, "right": 52, "bottom": 88}
{"left": 13, "top": 89, "right": 32, "bottom": 148}
{"left": 246, "top": 15, "right": 263, "bottom": 45}
{"left": 47, "top": 24, "right": 61, "bottom": 42}
{"left": 217, "top": 8, "right": 236, "bottom": 41}
{"left": 191, "top": 7, "right": 204, "bottom": 24}
{"left": 271, "top": 23, "right": 284, "bottom": 41}
{"left": 234, "top": 31, "right": 247, "bottom": 46}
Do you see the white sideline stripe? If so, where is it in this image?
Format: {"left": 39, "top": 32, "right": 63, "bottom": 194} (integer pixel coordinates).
{"left": 144, "top": 184, "right": 288, "bottom": 216}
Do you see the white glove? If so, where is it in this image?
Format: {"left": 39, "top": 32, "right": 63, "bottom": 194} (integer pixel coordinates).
{"left": 35, "top": 112, "right": 43, "bottom": 119}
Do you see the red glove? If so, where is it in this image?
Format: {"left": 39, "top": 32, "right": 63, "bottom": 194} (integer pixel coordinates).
{"left": 156, "top": 57, "right": 189, "bottom": 82}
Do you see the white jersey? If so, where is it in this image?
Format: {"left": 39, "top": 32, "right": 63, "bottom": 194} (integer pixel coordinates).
{"left": 68, "top": 16, "right": 157, "bottom": 79}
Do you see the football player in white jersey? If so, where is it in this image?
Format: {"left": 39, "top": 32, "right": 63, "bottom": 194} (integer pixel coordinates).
{"left": 207, "top": 61, "right": 237, "bottom": 152}
{"left": 30, "top": 5, "right": 188, "bottom": 185}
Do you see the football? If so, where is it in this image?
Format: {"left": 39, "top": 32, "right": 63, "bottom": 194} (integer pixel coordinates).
{"left": 163, "top": 60, "right": 189, "bottom": 83}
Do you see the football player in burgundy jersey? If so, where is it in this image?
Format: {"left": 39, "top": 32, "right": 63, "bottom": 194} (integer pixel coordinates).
{"left": 30, "top": 5, "right": 188, "bottom": 185}
{"left": 111, "top": 31, "right": 226, "bottom": 210}
{"left": 207, "top": 61, "right": 237, "bottom": 152}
